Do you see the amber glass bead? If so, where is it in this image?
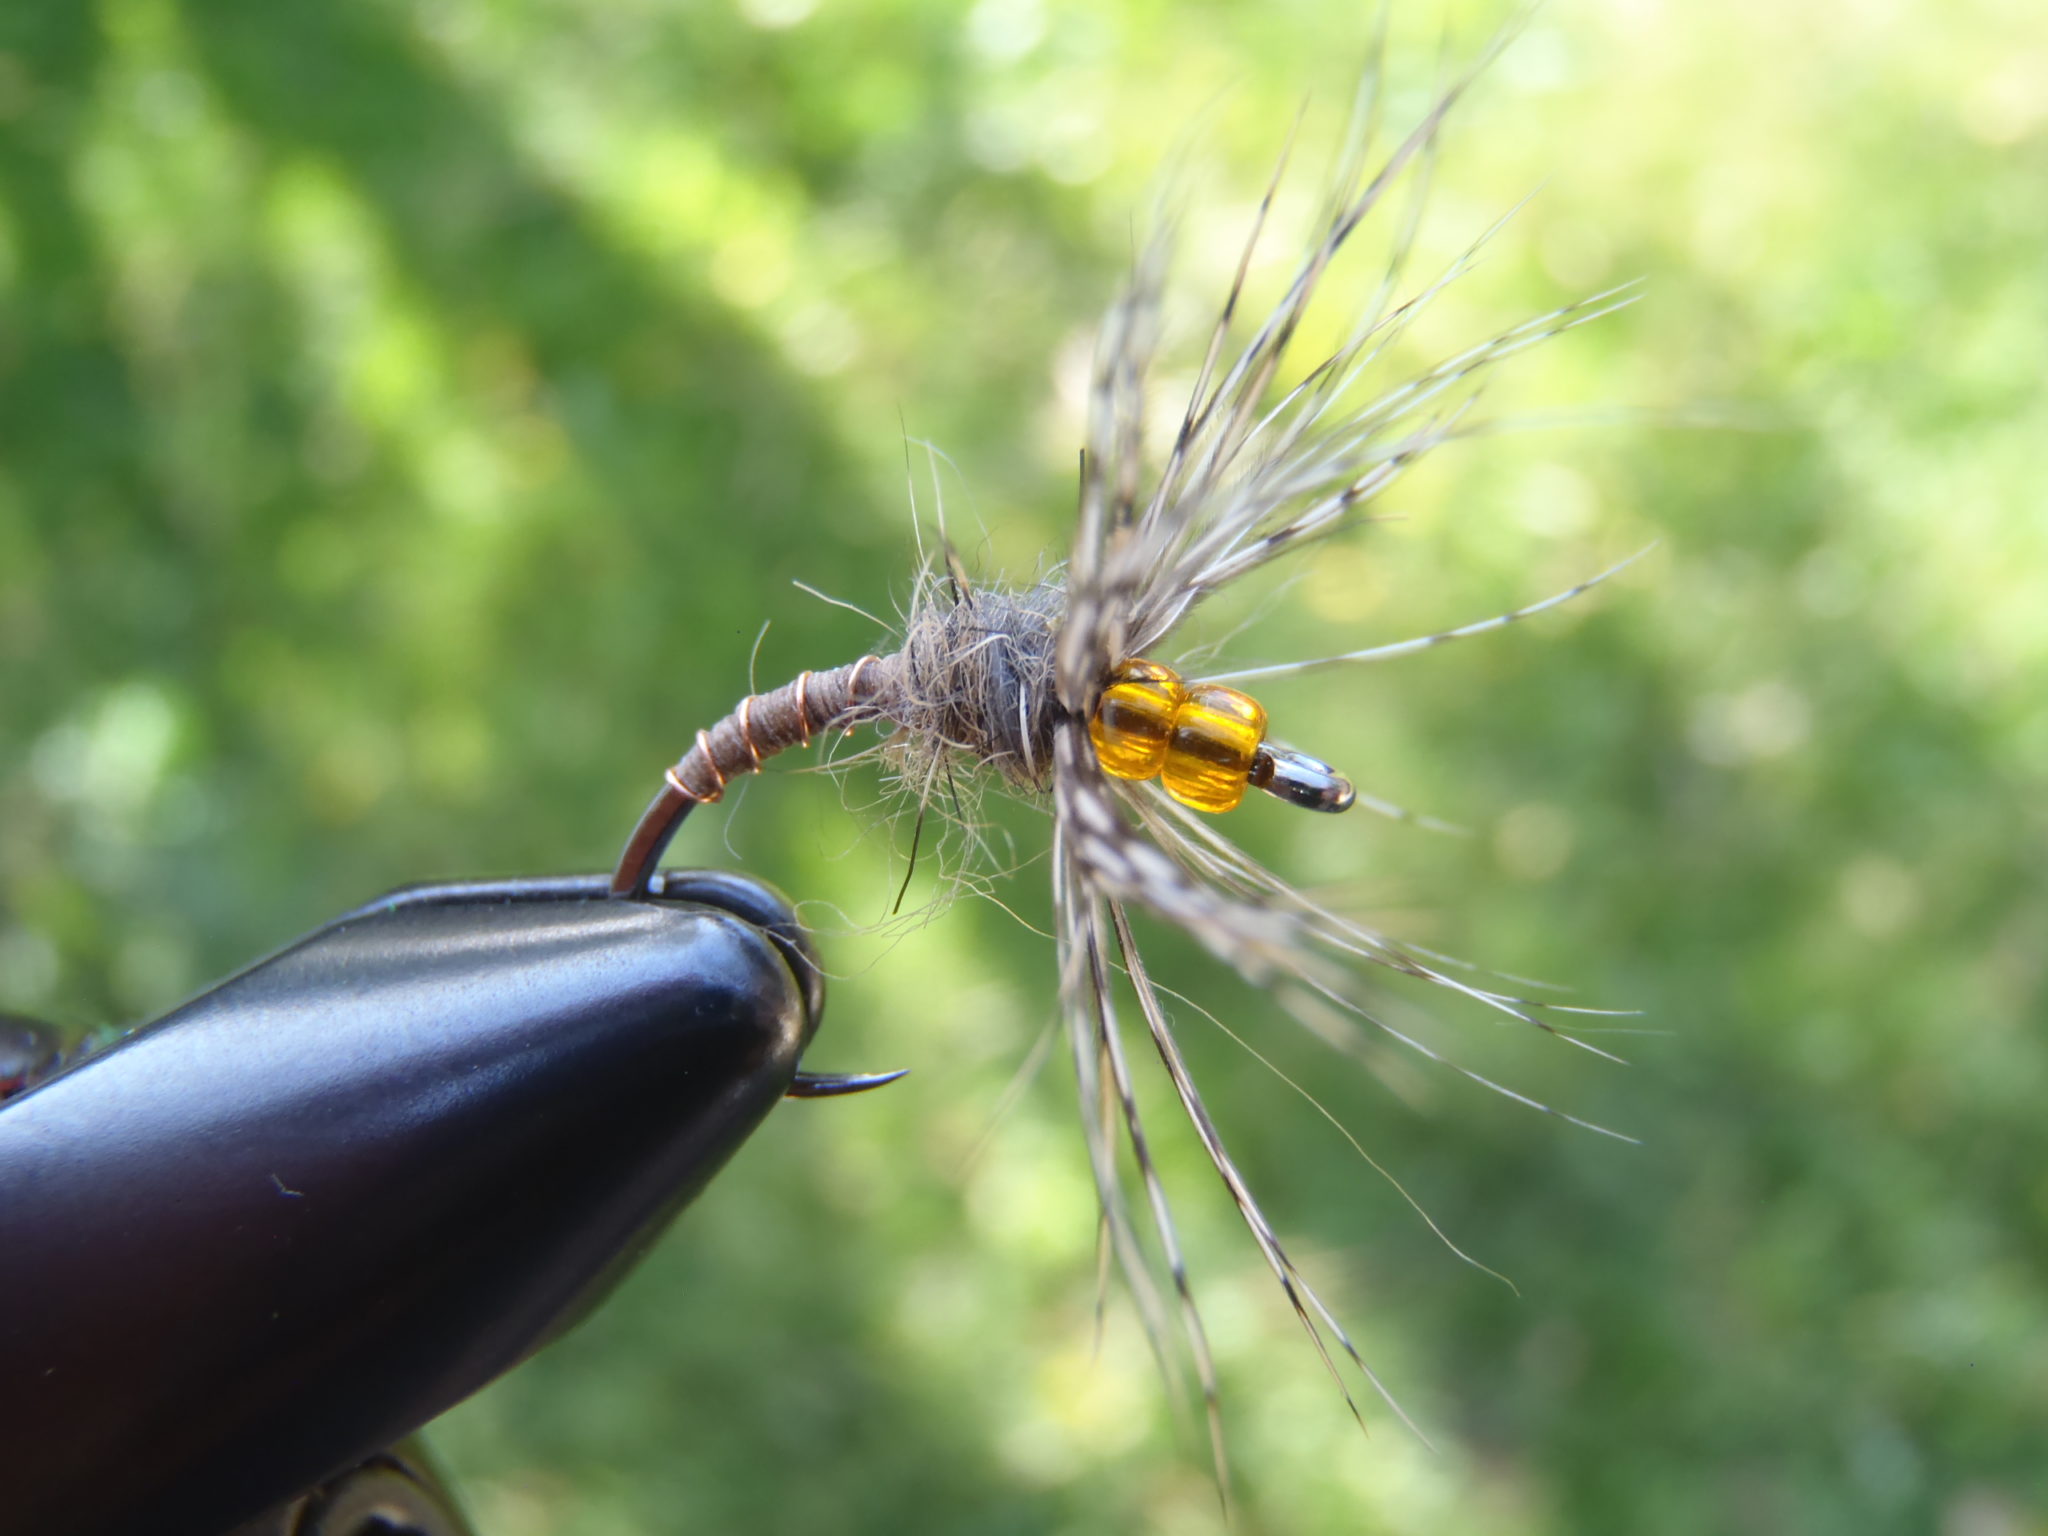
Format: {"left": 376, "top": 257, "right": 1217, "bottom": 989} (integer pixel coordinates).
{"left": 1162, "top": 684, "right": 1267, "bottom": 813}
{"left": 1090, "top": 660, "right": 1186, "bottom": 780}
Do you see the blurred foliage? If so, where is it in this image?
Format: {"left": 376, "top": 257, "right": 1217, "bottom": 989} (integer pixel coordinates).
{"left": 4, "top": 0, "right": 2046, "bottom": 1531}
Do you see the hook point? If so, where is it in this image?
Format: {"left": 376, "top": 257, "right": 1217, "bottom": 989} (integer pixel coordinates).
{"left": 787, "top": 1067, "right": 909, "bottom": 1099}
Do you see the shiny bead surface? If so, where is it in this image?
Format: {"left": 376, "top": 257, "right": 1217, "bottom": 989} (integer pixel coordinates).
{"left": 1162, "top": 684, "right": 1267, "bottom": 813}
{"left": 1089, "top": 659, "right": 1186, "bottom": 780}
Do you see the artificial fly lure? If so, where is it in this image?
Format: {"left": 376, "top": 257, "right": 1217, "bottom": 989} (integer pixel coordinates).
{"left": 611, "top": 42, "right": 1642, "bottom": 1488}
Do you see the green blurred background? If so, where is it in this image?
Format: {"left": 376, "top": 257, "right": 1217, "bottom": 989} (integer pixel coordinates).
{"left": 3, "top": 0, "right": 2044, "bottom": 1530}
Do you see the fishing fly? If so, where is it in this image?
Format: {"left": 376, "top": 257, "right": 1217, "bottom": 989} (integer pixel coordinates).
{"left": 612, "top": 40, "right": 1641, "bottom": 1481}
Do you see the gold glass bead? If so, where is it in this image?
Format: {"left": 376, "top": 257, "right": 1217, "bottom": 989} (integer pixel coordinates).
{"left": 1089, "top": 661, "right": 1333, "bottom": 817}
{"left": 1089, "top": 659, "right": 1186, "bottom": 780}
{"left": 1162, "top": 684, "right": 1267, "bottom": 813}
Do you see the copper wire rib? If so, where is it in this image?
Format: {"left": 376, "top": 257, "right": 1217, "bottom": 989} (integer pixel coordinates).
{"left": 842, "top": 656, "right": 874, "bottom": 733}
{"left": 737, "top": 696, "right": 765, "bottom": 770}
{"left": 695, "top": 730, "right": 727, "bottom": 794}
{"left": 610, "top": 654, "right": 891, "bottom": 898}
